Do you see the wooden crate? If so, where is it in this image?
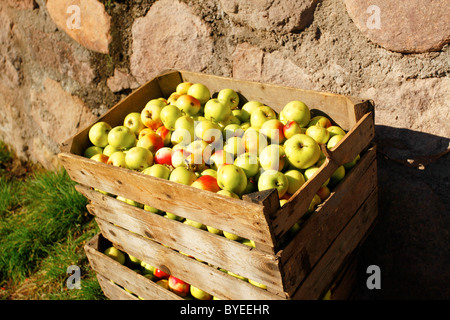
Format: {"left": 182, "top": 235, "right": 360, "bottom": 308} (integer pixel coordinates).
{"left": 59, "top": 70, "right": 378, "bottom": 300}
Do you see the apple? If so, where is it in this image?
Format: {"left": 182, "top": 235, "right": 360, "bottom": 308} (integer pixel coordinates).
{"left": 248, "top": 279, "right": 267, "bottom": 290}
{"left": 250, "top": 105, "right": 277, "bottom": 129}
{"left": 209, "top": 149, "right": 234, "bottom": 170}
{"left": 326, "top": 134, "right": 344, "bottom": 150}
{"left": 103, "top": 144, "right": 120, "bottom": 157}
{"left": 227, "top": 271, "right": 247, "bottom": 281}
{"left": 306, "top": 124, "right": 330, "bottom": 145}
{"left": 240, "top": 121, "right": 251, "bottom": 131}
{"left": 171, "top": 147, "right": 190, "bottom": 168}
{"left": 234, "top": 152, "right": 260, "bottom": 177}
{"left": 223, "top": 124, "right": 245, "bottom": 140}
{"left": 156, "top": 279, "right": 169, "bottom": 289}
{"left": 107, "top": 151, "right": 128, "bottom": 168}
{"left": 136, "top": 131, "right": 164, "bottom": 154}
{"left": 89, "top": 121, "right": 112, "bottom": 147}
{"left": 167, "top": 92, "right": 181, "bottom": 105}
{"left": 84, "top": 145, "right": 103, "bottom": 158}
{"left": 284, "top": 134, "right": 321, "bottom": 169}
{"left": 217, "top": 189, "right": 240, "bottom": 199}
{"left": 242, "top": 128, "right": 268, "bottom": 156}
{"left": 107, "top": 125, "right": 136, "bottom": 150}
{"left": 103, "top": 247, "right": 125, "bottom": 265}
{"left": 125, "top": 146, "right": 153, "bottom": 171}
{"left": 258, "top": 169, "right": 289, "bottom": 198}
{"left": 217, "top": 164, "right": 248, "bottom": 196}
{"left": 204, "top": 98, "right": 232, "bottom": 123}
{"left": 284, "top": 169, "right": 306, "bottom": 195}
{"left": 330, "top": 165, "right": 346, "bottom": 184}
{"left": 187, "top": 83, "right": 211, "bottom": 105}
{"left": 155, "top": 125, "right": 172, "bottom": 146}
{"left": 317, "top": 186, "right": 331, "bottom": 202}
{"left": 142, "top": 163, "right": 171, "bottom": 180}
{"left": 154, "top": 268, "right": 170, "bottom": 279}
{"left": 344, "top": 154, "right": 360, "bottom": 170}
{"left": 232, "top": 109, "right": 245, "bottom": 123}
{"left": 327, "top": 125, "right": 346, "bottom": 138}
{"left": 190, "top": 286, "right": 212, "bottom": 300}
{"left": 171, "top": 128, "right": 194, "bottom": 147}
{"left": 206, "top": 225, "right": 222, "bottom": 235}
{"left": 201, "top": 168, "right": 217, "bottom": 178}
{"left": 259, "top": 144, "right": 286, "bottom": 171}
{"left": 168, "top": 276, "right": 190, "bottom": 297}
{"left": 124, "top": 112, "right": 145, "bottom": 136}
{"left": 186, "top": 140, "right": 213, "bottom": 165}
{"left": 304, "top": 166, "right": 329, "bottom": 187}
{"left": 176, "top": 94, "right": 201, "bottom": 116}
{"left": 141, "top": 103, "right": 164, "bottom": 130}
{"left": 169, "top": 166, "right": 197, "bottom": 185}
{"left": 160, "top": 104, "right": 182, "bottom": 131}
{"left": 241, "top": 101, "right": 263, "bottom": 123}
{"left": 117, "top": 196, "right": 144, "bottom": 208}
{"left": 217, "top": 88, "right": 239, "bottom": 109}
{"left": 138, "top": 127, "right": 155, "bottom": 140}
{"left": 224, "top": 136, "right": 245, "bottom": 158}
{"left": 194, "top": 119, "right": 222, "bottom": 145}
{"left": 90, "top": 153, "right": 109, "bottom": 163}
{"left": 176, "top": 82, "right": 193, "bottom": 95}
{"left": 164, "top": 212, "right": 184, "bottom": 221}
{"left": 308, "top": 194, "right": 322, "bottom": 213}
{"left": 141, "top": 261, "right": 155, "bottom": 275}
{"left": 191, "top": 174, "right": 221, "bottom": 192}
{"left": 127, "top": 254, "right": 142, "bottom": 267}
{"left": 243, "top": 176, "right": 257, "bottom": 194}
{"left": 260, "top": 119, "right": 286, "bottom": 144}
{"left": 241, "top": 239, "right": 256, "bottom": 248}
{"left": 154, "top": 147, "right": 173, "bottom": 166}
{"left": 280, "top": 101, "right": 310, "bottom": 127}
{"left": 283, "top": 120, "right": 302, "bottom": 140}
{"left": 184, "top": 219, "right": 206, "bottom": 229}
{"left": 308, "top": 115, "right": 332, "bottom": 128}
{"left": 223, "top": 231, "right": 242, "bottom": 241}
{"left": 184, "top": 152, "right": 206, "bottom": 172}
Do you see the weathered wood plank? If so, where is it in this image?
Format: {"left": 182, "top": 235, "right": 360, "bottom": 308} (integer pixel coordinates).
{"left": 95, "top": 222, "right": 285, "bottom": 300}
{"left": 279, "top": 146, "right": 377, "bottom": 296}
{"left": 291, "top": 188, "right": 378, "bottom": 300}
{"left": 96, "top": 274, "right": 140, "bottom": 300}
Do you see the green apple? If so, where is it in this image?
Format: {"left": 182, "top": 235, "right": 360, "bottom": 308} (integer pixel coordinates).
{"left": 201, "top": 168, "right": 217, "bottom": 178}
{"left": 250, "top": 105, "right": 277, "bottom": 129}
{"left": 194, "top": 119, "right": 222, "bottom": 145}
{"left": 176, "top": 82, "right": 193, "bottom": 95}
{"left": 241, "top": 239, "right": 256, "bottom": 248}
{"left": 259, "top": 144, "right": 286, "bottom": 171}
{"left": 306, "top": 124, "right": 330, "bottom": 145}
{"left": 125, "top": 146, "right": 153, "bottom": 171}
{"left": 344, "top": 154, "right": 360, "bottom": 170}
{"left": 104, "top": 246, "right": 125, "bottom": 265}
{"left": 223, "top": 231, "right": 242, "bottom": 241}
{"left": 171, "top": 147, "right": 190, "bottom": 168}
{"left": 217, "top": 88, "right": 239, "bottom": 109}
{"left": 164, "top": 212, "right": 184, "bottom": 221}
{"left": 241, "top": 101, "right": 263, "bottom": 123}
{"left": 141, "top": 103, "right": 164, "bottom": 130}
{"left": 284, "top": 169, "right": 306, "bottom": 195}
{"left": 169, "top": 166, "right": 197, "bottom": 185}
{"left": 89, "top": 121, "right": 112, "bottom": 147}
{"left": 280, "top": 101, "right": 310, "bottom": 127}
{"left": 107, "top": 125, "right": 137, "bottom": 150}
{"left": 283, "top": 120, "right": 302, "bottom": 140}
{"left": 141, "top": 261, "right": 155, "bottom": 276}
{"left": 167, "top": 92, "right": 181, "bottom": 105}
{"left": 330, "top": 165, "right": 346, "bottom": 184}
{"left": 304, "top": 166, "right": 329, "bottom": 187}
{"left": 326, "top": 134, "right": 344, "bottom": 150}
{"left": 223, "top": 124, "right": 245, "bottom": 140}
{"left": 258, "top": 169, "right": 289, "bottom": 198}
{"left": 209, "top": 150, "right": 234, "bottom": 170}
{"left": 240, "top": 121, "right": 251, "bottom": 131}
{"left": 308, "top": 115, "right": 332, "bottom": 128}
{"left": 232, "top": 109, "right": 245, "bottom": 123}
{"left": 187, "top": 83, "right": 211, "bottom": 105}
{"left": 308, "top": 194, "right": 322, "bottom": 213}
{"left": 227, "top": 271, "right": 247, "bottom": 281}
{"left": 284, "top": 134, "right": 321, "bottom": 170}
{"left": 117, "top": 196, "right": 144, "bottom": 208}
{"left": 184, "top": 218, "right": 206, "bottom": 229}
{"left": 142, "top": 164, "right": 171, "bottom": 180}
{"left": 234, "top": 152, "right": 260, "bottom": 177}
{"left": 224, "top": 136, "right": 245, "bottom": 158}
{"left": 190, "top": 286, "right": 212, "bottom": 300}
{"left": 204, "top": 98, "right": 232, "bottom": 123}
{"left": 248, "top": 279, "right": 267, "bottom": 290}
{"left": 84, "top": 145, "right": 103, "bottom": 158}
{"left": 160, "top": 104, "right": 182, "bottom": 131}
{"left": 242, "top": 128, "right": 268, "bottom": 156}
{"left": 107, "top": 151, "right": 128, "bottom": 168}
{"left": 217, "top": 164, "right": 248, "bottom": 196}
{"left": 103, "top": 144, "right": 120, "bottom": 157}
{"left": 206, "top": 225, "right": 222, "bottom": 235}
{"left": 187, "top": 140, "right": 214, "bottom": 165}
{"left": 90, "top": 153, "right": 109, "bottom": 163}
{"left": 124, "top": 112, "right": 145, "bottom": 135}
{"left": 217, "top": 189, "right": 240, "bottom": 199}
{"left": 327, "top": 126, "right": 346, "bottom": 138}
{"left": 260, "top": 119, "right": 286, "bottom": 144}
{"left": 176, "top": 94, "right": 201, "bottom": 116}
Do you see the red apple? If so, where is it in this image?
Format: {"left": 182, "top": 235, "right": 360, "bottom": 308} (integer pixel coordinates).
{"left": 191, "top": 175, "right": 221, "bottom": 192}
{"left": 154, "top": 147, "right": 173, "bottom": 166}
{"left": 168, "top": 276, "right": 190, "bottom": 297}
{"left": 260, "top": 119, "right": 286, "bottom": 144}
{"left": 155, "top": 125, "right": 172, "bottom": 146}
{"left": 176, "top": 94, "right": 201, "bottom": 116}
{"left": 283, "top": 120, "right": 302, "bottom": 140}
{"left": 154, "top": 268, "right": 170, "bottom": 279}
{"left": 136, "top": 131, "right": 164, "bottom": 155}
{"left": 138, "top": 127, "right": 155, "bottom": 140}
{"left": 91, "top": 153, "right": 109, "bottom": 163}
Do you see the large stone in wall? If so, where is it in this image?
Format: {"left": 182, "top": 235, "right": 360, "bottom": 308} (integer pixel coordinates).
{"left": 344, "top": 0, "right": 450, "bottom": 53}
{"left": 130, "top": 0, "right": 214, "bottom": 86}
{"left": 46, "top": 0, "right": 111, "bottom": 54}
{"left": 220, "top": 0, "right": 319, "bottom": 33}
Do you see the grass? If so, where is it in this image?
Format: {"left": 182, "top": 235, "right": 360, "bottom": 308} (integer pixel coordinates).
{"left": 0, "top": 141, "right": 106, "bottom": 300}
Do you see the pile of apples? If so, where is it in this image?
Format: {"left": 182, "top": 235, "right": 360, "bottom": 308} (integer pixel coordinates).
{"left": 85, "top": 82, "right": 360, "bottom": 297}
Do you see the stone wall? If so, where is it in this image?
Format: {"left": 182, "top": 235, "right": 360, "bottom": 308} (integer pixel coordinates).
{"left": 0, "top": 0, "right": 448, "bottom": 299}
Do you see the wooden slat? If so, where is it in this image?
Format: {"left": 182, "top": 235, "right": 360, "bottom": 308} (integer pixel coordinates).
{"left": 279, "top": 146, "right": 377, "bottom": 296}
{"left": 84, "top": 234, "right": 183, "bottom": 300}
{"left": 78, "top": 188, "right": 283, "bottom": 290}
{"left": 95, "top": 222, "right": 285, "bottom": 300}
{"left": 96, "top": 274, "right": 140, "bottom": 300}
{"left": 59, "top": 152, "right": 274, "bottom": 248}
{"left": 271, "top": 112, "right": 375, "bottom": 241}
{"left": 291, "top": 188, "right": 378, "bottom": 300}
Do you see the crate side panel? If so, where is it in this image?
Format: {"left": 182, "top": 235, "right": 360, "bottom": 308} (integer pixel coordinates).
{"left": 96, "top": 274, "right": 139, "bottom": 300}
